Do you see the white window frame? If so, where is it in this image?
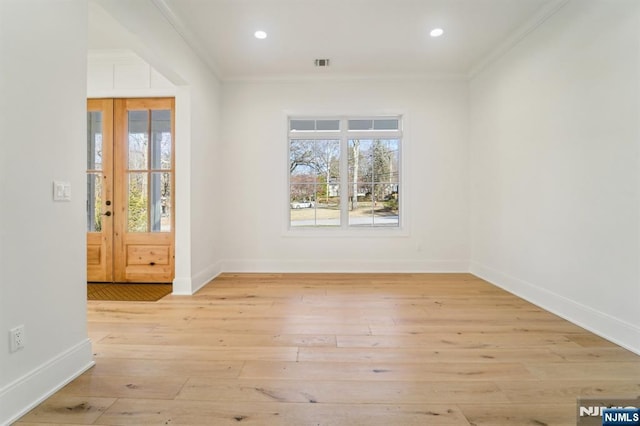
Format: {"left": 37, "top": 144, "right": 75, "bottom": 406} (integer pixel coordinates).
{"left": 287, "top": 116, "right": 404, "bottom": 235}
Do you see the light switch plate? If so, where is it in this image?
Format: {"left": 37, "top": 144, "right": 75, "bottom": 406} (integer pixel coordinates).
{"left": 53, "top": 181, "right": 71, "bottom": 201}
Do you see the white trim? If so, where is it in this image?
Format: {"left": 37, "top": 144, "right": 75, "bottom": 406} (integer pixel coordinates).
{"left": 284, "top": 228, "right": 409, "bottom": 238}
{"left": 134, "top": 0, "right": 568, "bottom": 83}
{"left": 191, "top": 261, "right": 224, "bottom": 294}
{"left": 172, "top": 276, "right": 193, "bottom": 295}
{"left": 173, "top": 263, "right": 223, "bottom": 296}
{"left": 0, "top": 339, "right": 94, "bottom": 425}
{"left": 287, "top": 115, "right": 403, "bottom": 232}
{"left": 225, "top": 73, "right": 469, "bottom": 83}
{"left": 222, "top": 259, "right": 469, "bottom": 273}
{"left": 87, "top": 49, "right": 178, "bottom": 98}
{"left": 470, "top": 261, "right": 640, "bottom": 356}
{"left": 87, "top": 49, "right": 146, "bottom": 64}
{"left": 88, "top": 88, "right": 177, "bottom": 98}
{"left": 467, "top": 0, "right": 570, "bottom": 79}
{"left": 150, "top": 0, "right": 223, "bottom": 79}
{"left": 173, "top": 87, "right": 192, "bottom": 296}
{"left": 223, "top": 72, "right": 469, "bottom": 84}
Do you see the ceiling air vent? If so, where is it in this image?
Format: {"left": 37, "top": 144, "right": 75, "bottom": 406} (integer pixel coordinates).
{"left": 314, "top": 59, "right": 330, "bottom": 67}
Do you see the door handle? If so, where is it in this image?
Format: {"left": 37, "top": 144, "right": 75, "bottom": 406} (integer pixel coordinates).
{"left": 103, "top": 211, "right": 112, "bottom": 217}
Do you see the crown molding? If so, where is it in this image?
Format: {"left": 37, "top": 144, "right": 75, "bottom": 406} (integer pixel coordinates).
{"left": 223, "top": 71, "right": 469, "bottom": 84}
{"left": 150, "top": 0, "right": 223, "bottom": 79}
{"left": 151, "top": 0, "right": 569, "bottom": 84}
{"left": 88, "top": 48, "right": 143, "bottom": 62}
{"left": 467, "top": 0, "right": 570, "bottom": 80}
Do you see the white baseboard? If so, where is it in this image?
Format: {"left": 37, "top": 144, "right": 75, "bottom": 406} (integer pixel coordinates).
{"left": 221, "top": 259, "right": 470, "bottom": 273}
{"left": 470, "top": 261, "right": 640, "bottom": 356}
{"left": 172, "top": 276, "right": 193, "bottom": 295}
{"left": 0, "top": 338, "right": 94, "bottom": 425}
{"left": 173, "top": 259, "right": 467, "bottom": 294}
{"left": 172, "top": 262, "right": 223, "bottom": 295}
{"left": 173, "top": 262, "right": 223, "bottom": 295}
{"left": 190, "top": 261, "right": 223, "bottom": 294}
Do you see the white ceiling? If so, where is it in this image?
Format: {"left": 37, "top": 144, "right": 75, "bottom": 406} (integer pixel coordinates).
{"left": 95, "top": 0, "right": 566, "bottom": 81}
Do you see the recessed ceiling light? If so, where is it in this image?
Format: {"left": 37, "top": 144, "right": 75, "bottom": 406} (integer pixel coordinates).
{"left": 254, "top": 30, "right": 267, "bottom": 39}
{"left": 430, "top": 28, "right": 444, "bottom": 37}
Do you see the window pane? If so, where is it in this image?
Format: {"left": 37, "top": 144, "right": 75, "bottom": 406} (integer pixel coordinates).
{"left": 290, "top": 183, "right": 315, "bottom": 205}
{"left": 86, "top": 173, "right": 102, "bottom": 232}
{"left": 372, "top": 184, "right": 399, "bottom": 227}
{"left": 290, "top": 184, "right": 340, "bottom": 227}
{"left": 373, "top": 119, "right": 399, "bottom": 130}
{"left": 87, "top": 111, "right": 103, "bottom": 170}
{"left": 290, "top": 139, "right": 340, "bottom": 228}
{"left": 348, "top": 199, "right": 374, "bottom": 227}
{"left": 150, "top": 172, "right": 171, "bottom": 232}
{"left": 151, "top": 110, "right": 172, "bottom": 170}
{"left": 290, "top": 139, "right": 340, "bottom": 182}
{"left": 290, "top": 139, "right": 316, "bottom": 179}
{"left": 128, "top": 110, "right": 148, "bottom": 170}
{"left": 316, "top": 120, "right": 340, "bottom": 131}
{"left": 372, "top": 139, "right": 399, "bottom": 183}
{"left": 290, "top": 119, "right": 315, "bottom": 131}
{"left": 349, "top": 139, "right": 399, "bottom": 227}
{"left": 128, "top": 173, "right": 148, "bottom": 232}
{"left": 348, "top": 119, "right": 373, "bottom": 131}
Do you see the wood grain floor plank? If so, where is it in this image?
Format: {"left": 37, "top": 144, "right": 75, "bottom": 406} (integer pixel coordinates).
{"left": 100, "top": 331, "right": 336, "bottom": 347}
{"left": 458, "top": 403, "right": 575, "bottom": 426}
{"left": 94, "top": 399, "right": 471, "bottom": 425}
{"left": 497, "top": 380, "right": 640, "bottom": 404}
{"left": 88, "top": 358, "right": 244, "bottom": 378}
{"left": 549, "top": 346, "right": 640, "bottom": 362}
{"left": 336, "top": 332, "right": 575, "bottom": 349}
{"left": 16, "top": 396, "right": 116, "bottom": 425}
{"left": 14, "top": 273, "right": 640, "bottom": 426}
{"left": 176, "top": 377, "right": 510, "bottom": 404}
{"left": 56, "top": 375, "right": 188, "bottom": 400}
{"left": 525, "top": 362, "right": 640, "bottom": 380}
{"left": 92, "top": 343, "right": 299, "bottom": 362}
{"left": 239, "top": 360, "right": 535, "bottom": 381}
{"left": 297, "top": 347, "right": 566, "bottom": 363}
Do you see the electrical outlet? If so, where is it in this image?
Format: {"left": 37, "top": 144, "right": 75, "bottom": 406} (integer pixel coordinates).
{"left": 9, "top": 325, "right": 25, "bottom": 353}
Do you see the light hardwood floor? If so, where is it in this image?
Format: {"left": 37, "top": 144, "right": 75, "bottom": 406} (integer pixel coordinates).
{"left": 15, "top": 273, "right": 640, "bottom": 425}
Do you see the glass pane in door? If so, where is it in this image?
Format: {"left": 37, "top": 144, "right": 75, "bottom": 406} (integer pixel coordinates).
{"left": 128, "top": 110, "right": 149, "bottom": 170}
{"left": 87, "top": 110, "right": 103, "bottom": 232}
{"left": 86, "top": 173, "right": 103, "bottom": 232}
{"left": 87, "top": 111, "right": 103, "bottom": 170}
{"left": 151, "top": 110, "right": 171, "bottom": 170}
{"left": 128, "top": 173, "right": 148, "bottom": 232}
{"left": 126, "top": 108, "right": 172, "bottom": 234}
{"left": 150, "top": 172, "right": 171, "bottom": 232}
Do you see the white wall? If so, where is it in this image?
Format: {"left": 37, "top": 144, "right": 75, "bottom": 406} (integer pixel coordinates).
{"left": 469, "top": 0, "right": 640, "bottom": 353}
{"left": 0, "top": 1, "right": 94, "bottom": 424}
{"left": 221, "top": 79, "right": 470, "bottom": 272}
{"left": 87, "top": 49, "right": 175, "bottom": 97}
{"left": 92, "top": 0, "right": 224, "bottom": 294}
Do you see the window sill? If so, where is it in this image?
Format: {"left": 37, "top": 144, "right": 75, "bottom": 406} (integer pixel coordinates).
{"left": 284, "top": 227, "right": 409, "bottom": 238}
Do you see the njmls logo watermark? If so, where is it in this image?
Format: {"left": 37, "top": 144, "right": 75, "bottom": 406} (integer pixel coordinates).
{"left": 578, "top": 397, "right": 640, "bottom": 425}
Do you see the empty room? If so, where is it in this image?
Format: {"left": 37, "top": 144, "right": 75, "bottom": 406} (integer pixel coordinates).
{"left": 1, "top": 0, "right": 639, "bottom": 425}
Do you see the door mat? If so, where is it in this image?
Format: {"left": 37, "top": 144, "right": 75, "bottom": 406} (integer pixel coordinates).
{"left": 87, "top": 283, "right": 172, "bottom": 301}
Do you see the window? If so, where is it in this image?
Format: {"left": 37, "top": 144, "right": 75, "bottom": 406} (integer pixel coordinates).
{"left": 289, "top": 117, "right": 401, "bottom": 229}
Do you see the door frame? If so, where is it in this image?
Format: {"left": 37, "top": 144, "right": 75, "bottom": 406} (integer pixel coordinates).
{"left": 113, "top": 97, "right": 176, "bottom": 283}
{"left": 87, "top": 97, "right": 176, "bottom": 283}
{"left": 87, "top": 99, "right": 115, "bottom": 282}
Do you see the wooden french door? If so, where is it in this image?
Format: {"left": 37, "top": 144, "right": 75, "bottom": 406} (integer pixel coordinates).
{"left": 86, "top": 98, "right": 175, "bottom": 283}
{"left": 87, "top": 99, "right": 114, "bottom": 282}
